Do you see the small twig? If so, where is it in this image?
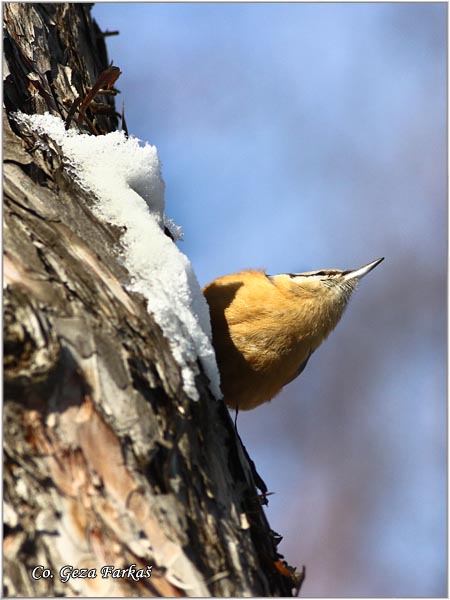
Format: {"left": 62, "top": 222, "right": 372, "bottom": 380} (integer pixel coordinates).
{"left": 97, "top": 29, "right": 119, "bottom": 38}
{"left": 77, "top": 65, "right": 121, "bottom": 126}
{"left": 64, "top": 96, "right": 82, "bottom": 130}
{"left": 64, "top": 65, "right": 122, "bottom": 134}
{"left": 121, "top": 101, "right": 129, "bottom": 137}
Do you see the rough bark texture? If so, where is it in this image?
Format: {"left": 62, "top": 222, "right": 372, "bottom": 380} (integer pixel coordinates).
{"left": 3, "top": 3, "right": 300, "bottom": 597}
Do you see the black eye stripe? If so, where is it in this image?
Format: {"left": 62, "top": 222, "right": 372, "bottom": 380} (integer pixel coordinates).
{"left": 288, "top": 270, "right": 328, "bottom": 278}
{"left": 287, "top": 269, "right": 347, "bottom": 278}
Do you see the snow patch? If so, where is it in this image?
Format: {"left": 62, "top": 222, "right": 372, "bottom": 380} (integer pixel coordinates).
{"left": 13, "top": 112, "right": 221, "bottom": 401}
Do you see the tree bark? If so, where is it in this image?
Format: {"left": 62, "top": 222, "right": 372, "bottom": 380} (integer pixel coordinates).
{"left": 3, "top": 4, "right": 301, "bottom": 596}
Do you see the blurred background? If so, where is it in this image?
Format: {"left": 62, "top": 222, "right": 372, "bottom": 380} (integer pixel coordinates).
{"left": 93, "top": 3, "right": 446, "bottom": 597}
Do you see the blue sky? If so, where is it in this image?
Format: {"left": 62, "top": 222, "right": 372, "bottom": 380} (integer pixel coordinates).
{"left": 93, "top": 4, "right": 446, "bottom": 596}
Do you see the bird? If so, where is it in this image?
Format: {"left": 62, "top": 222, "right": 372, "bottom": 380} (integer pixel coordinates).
{"left": 203, "top": 257, "right": 383, "bottom": 410}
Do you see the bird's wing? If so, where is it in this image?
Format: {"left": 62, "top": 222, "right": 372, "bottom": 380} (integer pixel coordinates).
{"left": 285, "top": 349, "right": 314, "bottom": 385}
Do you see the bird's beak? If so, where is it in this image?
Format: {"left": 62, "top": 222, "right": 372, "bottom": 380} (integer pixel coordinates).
{"left": 343, "top": 257, "right": 384, "bottom": 281}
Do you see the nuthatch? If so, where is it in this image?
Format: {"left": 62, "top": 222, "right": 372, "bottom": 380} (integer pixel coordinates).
{"left": 203, "top": 258, "right": 383, "bottom": 410}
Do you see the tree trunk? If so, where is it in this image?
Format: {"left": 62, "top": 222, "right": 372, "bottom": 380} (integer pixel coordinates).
{"left": 3, "top": 4, "right": 301, "bottom": 596}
